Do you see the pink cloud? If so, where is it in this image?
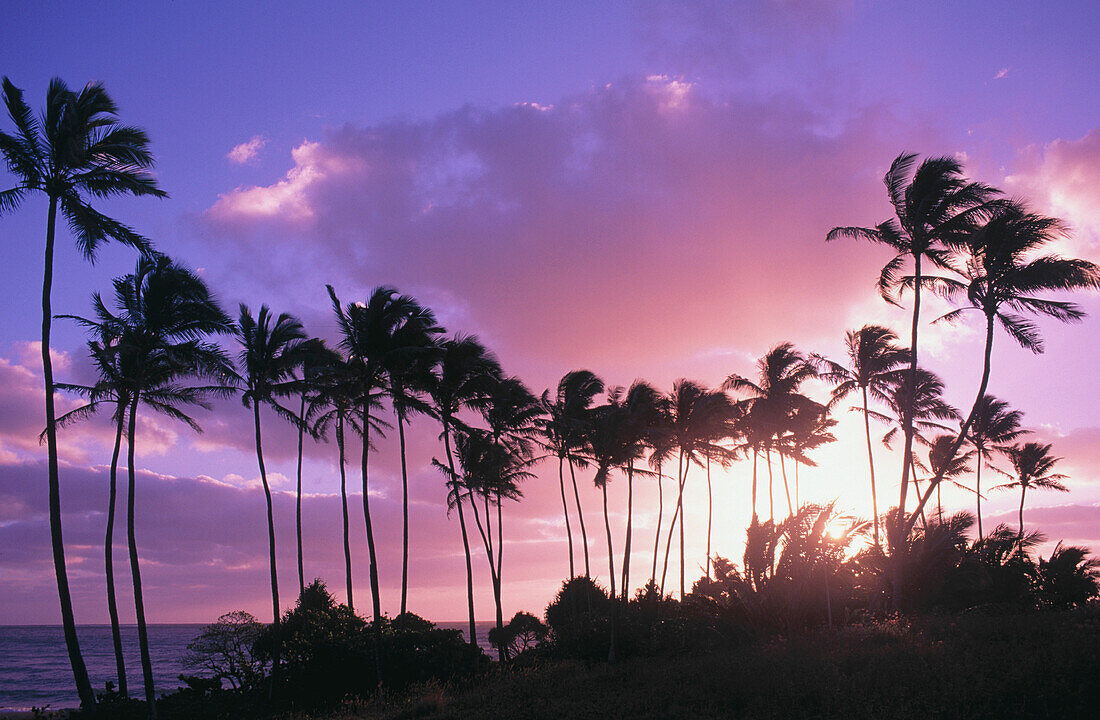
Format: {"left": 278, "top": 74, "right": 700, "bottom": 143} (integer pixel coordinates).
{"left": 226, "top": 134, "right": 268, "bottom": 165}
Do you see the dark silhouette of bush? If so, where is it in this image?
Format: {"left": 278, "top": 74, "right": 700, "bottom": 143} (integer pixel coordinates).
{"left": 182, "top": 610, "right": 267, "bottom": 690}
{"left": 544, "top": 576, "right": 613, "bottom": 658}
{"left": 488, "top": 611, "right": 548, "bottom": 658}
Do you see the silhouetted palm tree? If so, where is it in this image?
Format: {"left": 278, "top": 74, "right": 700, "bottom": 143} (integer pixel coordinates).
{"left": 617, "top": 381, "right": 662, "bottom": 598}
{"left": 813, "top": 325, "right": 909, "bottom": 545}
{"left": 926, "top": 434, "right": 975, "bottom": 518}
{"left": 538, "top": 370, "right": 604, "bottom": 578}
{"left": 1000, "top": 442, "right": 1069, "bottom": 539}
{"left": 965, "top": 395, "right": 1026, "bottom": 538}
{"left": 647, "top": 396, "right": 675, "bottom": 586}
{"left": 327, "top": 284, "right": 420, "bottom": 626}
{"left": 1, "top": 77, "right": 166, "bottom": 710}
{"left": 910, "top": 202, "right": 1100, "bottom": 534}
{"left": 829, "top": 153, "right": 997, "bottom": 548}
{"left": 292, "top": 338, "right": 333, "bottom": 596}
{"left": 381, "top": 299, "right": 444, "bottom": 615}
{"left": 427, "top": 335, "right": 502, "bottom": 646}
{"left": 78, "top": 255, "right": 231, "bottom": 716}
{"left": 310, "top": 351, "right": 362, "bottom": 610}
{"left": 724, "top": 342, "right": 817, "bottom": 522}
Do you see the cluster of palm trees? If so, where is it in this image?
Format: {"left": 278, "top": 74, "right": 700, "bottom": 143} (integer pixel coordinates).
{"left": 4, "top": 77, "right": 1099, "bottom": 716}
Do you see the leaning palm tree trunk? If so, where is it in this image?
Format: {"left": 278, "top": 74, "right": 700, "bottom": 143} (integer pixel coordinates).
{"left": 558, "top": 456, "right": 575, "bottom": 578}
{"left": 975, "top": 449, "right": 984, "bottom": 539}
{"left": 705, "top": 455, "right": 713, "bottom": 578}
{"left": 361, "top": 405, "right": 382, "bottom": 624}
{"left": 779, "top": 452, "right": 793, "bottom": 518}
{"left": 651, "top": 461, "right": 663, "bottom": 584}
{"left": 252, "top": 403, "right": 281, "bottom": 694}
{"left": 601, "top": 482, "right": 616, "bottom": 599}
{"left": 1018, "top": 485, "right": 1027, "bottom": 539}
{"left": 397, "top": 411, "right": 411, "bottom": 616}
{"left": 443, "top": 428, "right": 477, "bottom": 647}
{"left": 568, "top": 459, "right": 591, "bottom": 576}
{"left": 41, "top": 208, "right": 96, "bottom": 710}
{"left": 862, "top": 386, "right": 881, "bottom": 546}
{"left": 106, "top": 406, "right": 128, "bottom": 697}
{"left": 337, "top": 418, "right": 353, "bottom": 610}
{"left": 621, "top": 462, "right": 634, "bottom": 599}
{"left": 295, "top": 393, "right": 306, "bottom": 597}
{"left": 126, "top": 390, "right": 157, "bottom": 717}
{"left": 765, "top": 449, "right": 775, "bottom": 522}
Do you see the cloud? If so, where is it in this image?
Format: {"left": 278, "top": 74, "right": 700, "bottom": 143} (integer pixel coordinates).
{"left": 199, "top": 75, "right": 913, "bottom": 393}
{"left": 994, "top": 68, "right": 1010, "bottom": 80}
{"left": 227, "top": 135, "right": 268, "bottom": 165}
{"left": 1003, "top": 128, "right": 1100, "bottom": 260}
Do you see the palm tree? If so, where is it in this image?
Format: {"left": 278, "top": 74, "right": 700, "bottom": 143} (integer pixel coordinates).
{"left": 538, "top": 370, "right": 604, "bottom": 578}
{"left": 910, "top": 201, "right": 1100, "bottom": 534}
{"left": 234, "top": 304, "right": 313, "bottom": 668}
{"left": 965, "top": 395, "right": 1026, "bottom": 538}
{"left": 813, "top": 325, "right": 909, "bottom": 545}
{"left": 647, "top": 396, "right": 675, "bottom": 587}
{"left": 77, "top": 255, "right": 232, "bottom": 717}
{"left": 926, "top": 434, "right": 975, "bottom": 518}
{"left": 381, "top": 300, "right": 444, "bottom": 616}
{"left": 451, "top": 428, "right": 533, "bottom": 662}
{"left": 724, "top": 342, "right": 817, "bottom": 522}
{"left": 292, "top": 338, "right": 334, "bottom": 596}
{"left": 828, "top": 153, "right": 997, "bottom": 548}
{"left": 427, "top": 335, "right": 502, "bottom": 646}
{"left": 327, "top": 284, "right": 420, "bottom": 626}
{"left": 1000, "top": 442, "right": 1069, "bottom": 539}
{"left": 310, "top": 352, "right": 362, "bottom": 610}
{"left": 659, "top": 380, "right": 734, "bottom": 598}
{"left": 1, "top": 77, "right": 167, "bottom": 710}
{"left": 617, "top": 381, "right": 662, "bottom": 599}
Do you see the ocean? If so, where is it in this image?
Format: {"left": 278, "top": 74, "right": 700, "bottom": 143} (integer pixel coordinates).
{"left": 0, "top": 622, "right": 498, "bottom": 713}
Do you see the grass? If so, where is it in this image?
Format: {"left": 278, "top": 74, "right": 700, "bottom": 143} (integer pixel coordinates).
{"left": 314, "top": 607, "right": 1100, "bottom": 720}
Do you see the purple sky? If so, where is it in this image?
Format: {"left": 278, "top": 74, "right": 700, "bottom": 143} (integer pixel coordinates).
{"left": 2, "top": 1, "right": 1098, "bottom": 624}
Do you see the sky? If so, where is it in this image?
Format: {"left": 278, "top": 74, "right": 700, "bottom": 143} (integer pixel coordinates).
{"left": 1, "top": 0, "right": 1098, "bottom": 625}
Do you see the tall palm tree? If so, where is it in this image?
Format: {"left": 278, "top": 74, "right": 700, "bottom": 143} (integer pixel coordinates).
{"left": 1000, "top": 442, "right": 1069, "bottom": 539}
{"left": 1, "top": 77, "right": 166, "bottom": 710}
{"left": 724, "top": 342, "right": 817, "bottom": 522}
{"left": 965, "top": 395, "right": 1026, "bottom": 539}
{"left": 869, "top": 368, "right": 960, "bottom": 455}
{"left": 427, "top": 335, "right": 502, "bottom": 646}
{"left": 647, "top": 396, "right": 675, "bottom": 587}
{"left": 310, "top": 351, "right": 362, "bottom": 610}
{"left": 292, "top": 338, "right": 334, "bottom": 596}
{"left": 617, "top": 381, "right": 662, "bottom": 599}
{"left": 909, "top": 201, "right": 1100, "bottom": 534}
{"left": 828, "top": 153, "right": 997, "bottom": 547}
{"left": 926, "top": 434, "right": 975, "bottom": 518}
{"left": 813, "top": 325, "right": 909, "bottom": 545}
{"left": 381, "top": 301, "right": 444, "bottom": 616}
{"left": 538, "top": 370, "right": 604, "bottom": 578}
{"left": 234, "top": 304, "right": 312, "bottom": 665}
{"left": 327, "top": 284, "right": 419, "bottom": 626}
{"left": 659, "top": 380, "right": 734, "bottom": 598}
{"left": 451, "top": 428, "right": 533, "bottom": 662}
{"left": 76, "top": 255, "right": 232, "bottom": 717}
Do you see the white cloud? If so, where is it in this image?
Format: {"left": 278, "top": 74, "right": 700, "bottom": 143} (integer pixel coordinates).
{"left": 227, "top": 135, "right": 268, "bottom": 165}
{"left": 993, "top": 67, "right": 1010, "bottom": 80}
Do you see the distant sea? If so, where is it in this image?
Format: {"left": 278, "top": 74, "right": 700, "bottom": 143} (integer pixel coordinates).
{"left": 0, "top": 622, "right": 498, "bottom": 713}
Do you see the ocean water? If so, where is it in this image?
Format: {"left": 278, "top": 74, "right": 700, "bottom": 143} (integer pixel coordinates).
{"left": 0, "top": 622, "right": 498, "bottom": 712}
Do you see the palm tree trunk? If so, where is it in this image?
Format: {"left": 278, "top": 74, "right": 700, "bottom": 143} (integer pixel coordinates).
{"left": 360, "top": 403, "right": 382, "bottom": 625}
{"left": 602, "top": 481, "right": 616, "bottom": 599}
{"left": 862, "top": 386, "right": 880, "bottom": 546}
{"left": 659, "top": 450, "right": 685, "bottom": 595}
{"left": 906, "top": 312, "right": 997, "bottom": 538}
{"left": 107, "top": 406, "right": 128, "bottom": 697}
{"left": 1019, "top": 485, "right": 1027, "bottom": 541}
{"left": 253, "top": 402, "right": 281, "bottom": 696}
{"left": 468, "top": 491, "right": 503, "bottom": 659}
{"left": 495, "top": 496, "right": 506, "bottom": 662}
{"left": 621, "top": 462, "right": 633, "bottom": 600}
{"left": 127, "top": 389, "right": 156, "bottom": 717}
{"left": 443, "top": 427, "right": 477, "bottom": 647}
{"left": 651, "top": 461, "right": 663, "bottom": 584}
{"left": 779, "top": 452, "right": 793, "bottom": 517}
{"left": 397, "top": 410, "right": 410, "bottom": 616}
{"left": 558, "top": 455, "right": 575, "bottom": 578}
{"left": 568, "top": 459, "right": 591, "bottom": 576}
{"left": 41, "top": 196, "right": 96, "bottom": 711}
{"left": 705, "top": 455, "right": 713, "bottom": 578}
{"left": 337, "top": 417, "right": 353, "bottom": 610}
{"left": 897, "top": 252, "right": 922, "bottom": 544}
{"left": 751, "top": 448, "right": 758, "bottom": 520}
{"left": 296, "top": 393, "right": 306, "bottom": 598}
{"left": 976, "top": 450, "right": 984, "bottom": 540}
{"left": 766, "top": 449, "right": 775, "bottom": 523}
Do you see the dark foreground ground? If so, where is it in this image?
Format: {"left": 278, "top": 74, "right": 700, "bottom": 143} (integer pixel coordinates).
{"left": 337, "top": 608, "right": 1100, "bottom": 720}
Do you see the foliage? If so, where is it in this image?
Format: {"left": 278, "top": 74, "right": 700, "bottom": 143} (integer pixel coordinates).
{"left": 183, "top": 610, "right": 267, "bottom": 690}
{"left": 487, "top": 611, "right": 548, "bottom": 658}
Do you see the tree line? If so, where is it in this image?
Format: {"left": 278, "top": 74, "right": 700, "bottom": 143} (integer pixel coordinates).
{"left": 3, "top": 77, "right": 1098, "bottom": 718}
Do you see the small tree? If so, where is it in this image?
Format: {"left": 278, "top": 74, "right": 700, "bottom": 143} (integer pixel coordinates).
{"left": 488, "top": 611, "right": 548, "bottom": 658}
{"left": 183, "top": 611, "right": 267, "bottom": 690}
